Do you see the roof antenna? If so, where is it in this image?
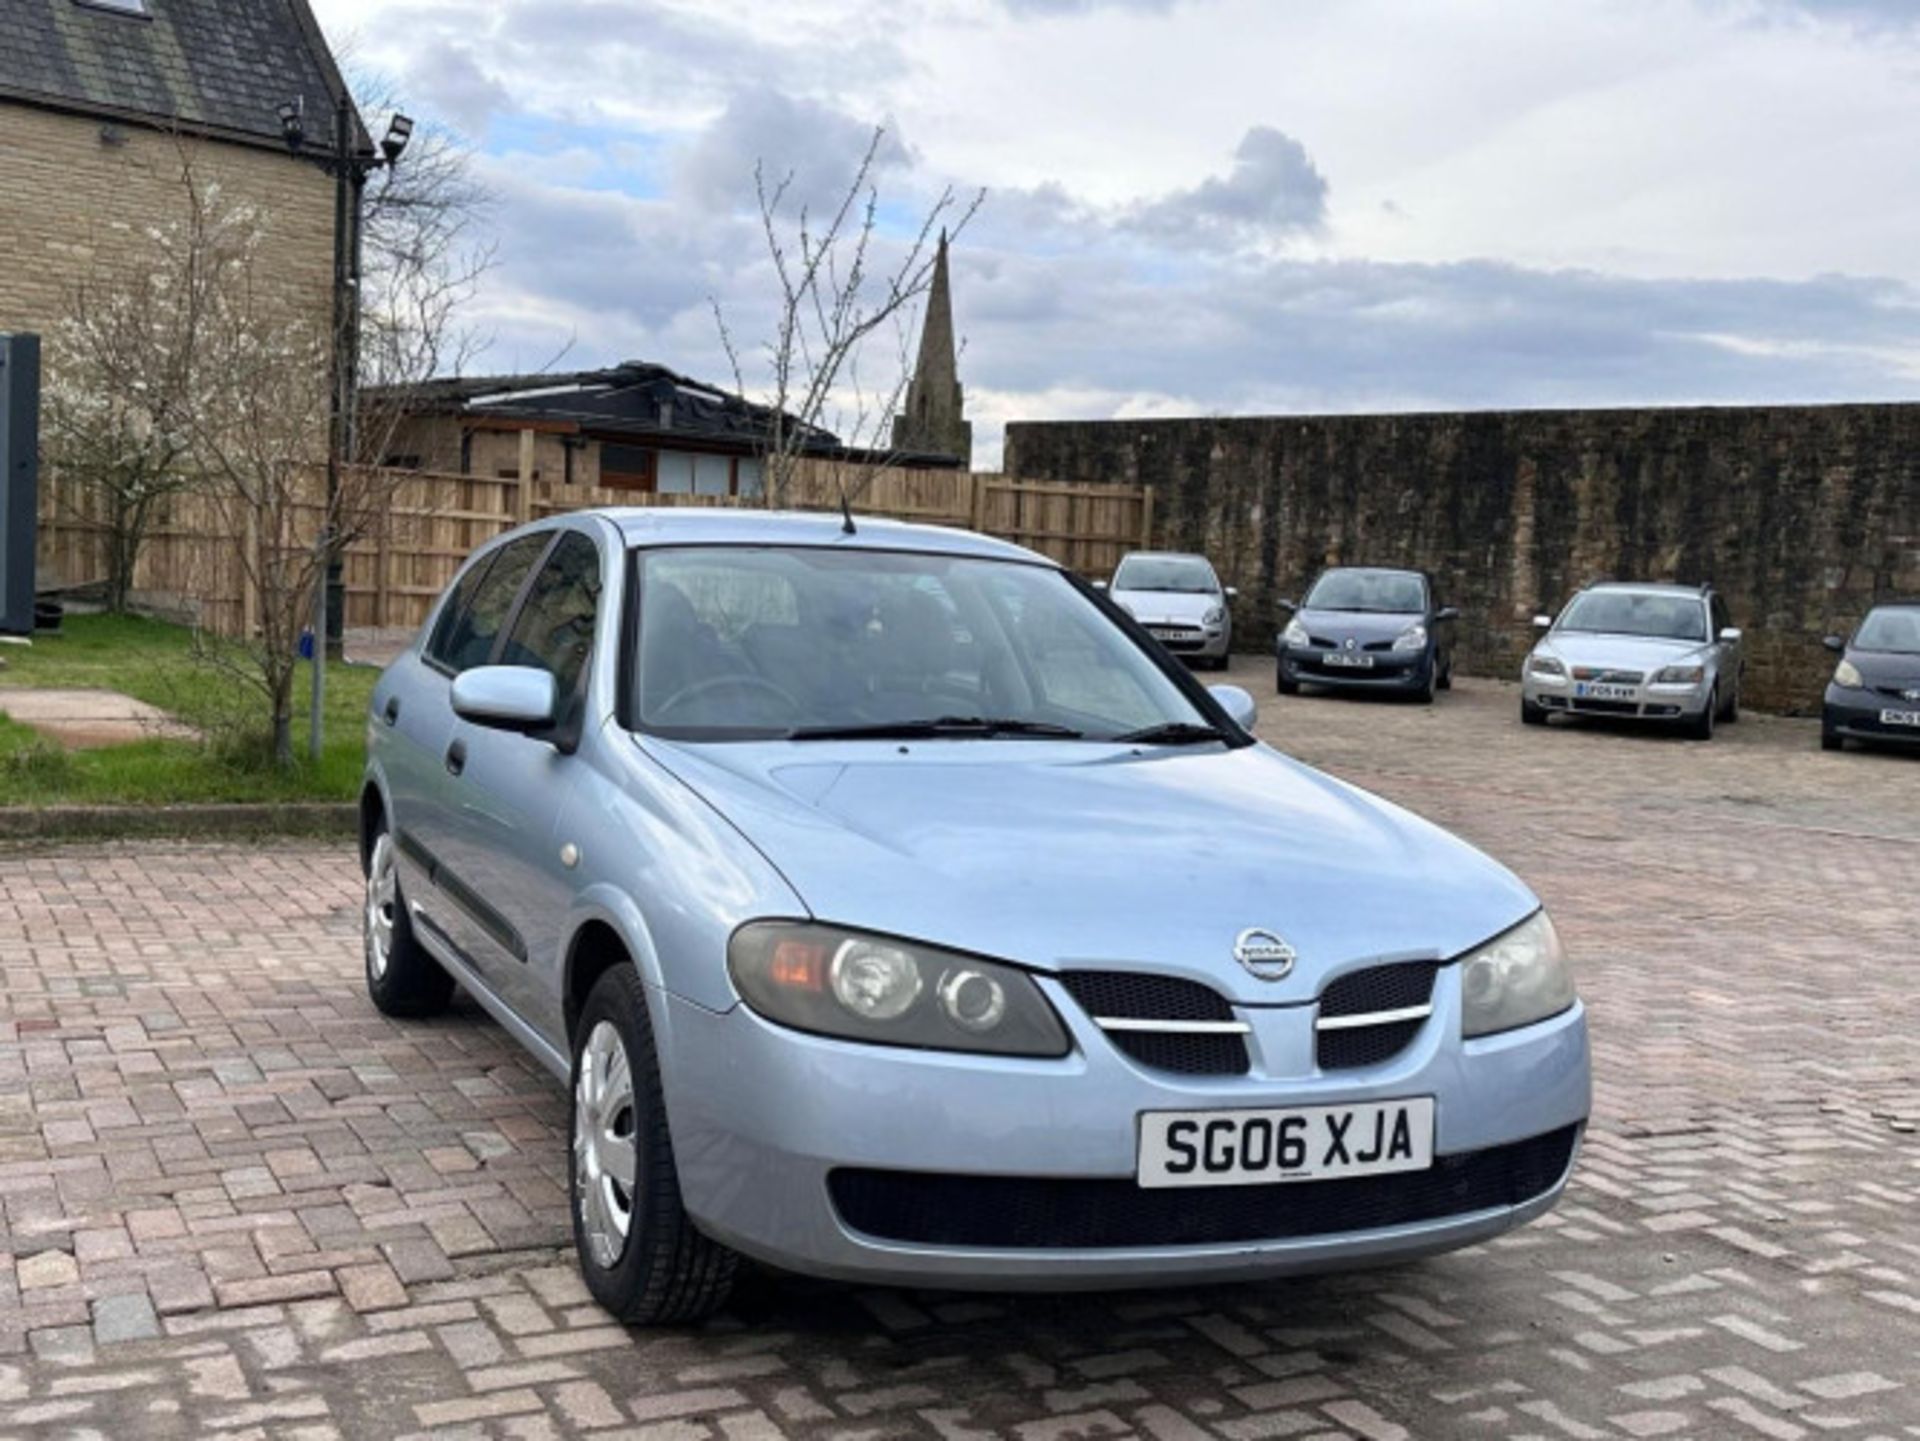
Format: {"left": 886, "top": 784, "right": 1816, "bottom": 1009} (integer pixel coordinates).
{"left": 838, "top": 479, "right": 857, "bottom": 535}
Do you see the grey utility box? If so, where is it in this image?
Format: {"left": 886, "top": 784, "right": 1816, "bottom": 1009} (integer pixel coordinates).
{"left": 0, "top": 332, "right": 39, "bottom": 636}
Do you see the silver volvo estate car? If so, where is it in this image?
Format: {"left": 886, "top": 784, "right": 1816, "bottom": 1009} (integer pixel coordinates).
{"left": 361, "top": 509, "right": 1590, "bottom": 1323}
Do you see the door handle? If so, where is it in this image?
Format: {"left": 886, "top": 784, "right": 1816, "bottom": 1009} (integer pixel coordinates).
{"left": 383, "top": 695, "right": 401, "bottom": 725}
{"left": 445, "top": 739, "right": 467, "bottom": 776}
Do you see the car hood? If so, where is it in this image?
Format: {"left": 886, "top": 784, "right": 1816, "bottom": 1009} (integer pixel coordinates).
{"left": 1847, "top": 649, "right": 1920, "bottom": 690}
{"left": 1111, "top": 589, "right": 1217, "bottom": 625}
{"left": 1296, "top": 608, "right": 1423, "bottom": 645}
{"left": 644, "top": 737, "right": 1536, "bottom": 1005}
{"left": 1536, "top": 633, "right": 1704, "bottom": 673}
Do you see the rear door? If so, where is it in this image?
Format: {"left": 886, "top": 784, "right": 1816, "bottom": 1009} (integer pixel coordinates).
{"left": 441, "top": 527, "right": 606, "bottom": 1039}
{"left": 402, "top": 532, "right": 551, "bottom": 965}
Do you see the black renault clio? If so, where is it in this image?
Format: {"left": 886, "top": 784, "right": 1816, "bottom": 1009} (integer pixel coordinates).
{"left": 1822, "top": 602, "right": 1920, "bottom": 751}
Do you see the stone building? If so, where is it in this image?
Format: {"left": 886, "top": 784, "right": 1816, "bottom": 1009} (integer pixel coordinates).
{"left": 891, "top": 232, "right": 972, "bottom": 469}
{"left": 0, "top": 0, "right": 354, "bottom": 361}
{"left": 378, "top": 361, "right": 962, "bottom": 495}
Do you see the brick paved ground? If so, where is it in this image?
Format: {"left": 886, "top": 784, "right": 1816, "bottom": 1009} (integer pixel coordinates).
{"left": 3, "top": 670, "right": 1919, "bottom": 1439}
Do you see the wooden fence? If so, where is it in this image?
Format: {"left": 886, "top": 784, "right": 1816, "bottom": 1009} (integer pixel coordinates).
{"left": 36, "top": 458, "right": 1155, "bottom": 637}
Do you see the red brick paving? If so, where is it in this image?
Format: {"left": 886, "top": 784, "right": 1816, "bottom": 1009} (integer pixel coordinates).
{"left": 1, "top": 671, "right": 1918, "bottom": 1437}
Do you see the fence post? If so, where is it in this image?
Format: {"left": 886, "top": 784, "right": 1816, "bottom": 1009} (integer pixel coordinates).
{"left": 1140, "top": 484, "right": 1155, "bottom": 549}
{"left": 516, "top": 429, "right": 535, "bottom": 525}
{"left": 968, "top": 472, "right": 983, "bottom": 532}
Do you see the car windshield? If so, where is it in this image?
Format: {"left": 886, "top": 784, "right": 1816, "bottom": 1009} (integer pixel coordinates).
{"left": 1304, "top": 570, "right": 1426, "bottom": 613}
{"left": 1558, "top": 591, "right": 1707, "bottom": 641}
{"left": 1112, "top": 555, "right": 1217, "bottom": 593}
{"left": 1855, "top": 607, "right": 1920, "bottom": 654}
{"left": 632, "top": 546, "right": 1215, "bottom": 740}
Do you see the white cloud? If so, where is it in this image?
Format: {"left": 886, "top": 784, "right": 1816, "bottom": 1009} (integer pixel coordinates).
{"left": 309, "top": 0, "right": 1920, "bottom": 464}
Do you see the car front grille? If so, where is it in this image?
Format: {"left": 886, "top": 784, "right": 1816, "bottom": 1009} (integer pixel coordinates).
{"left": 1058, "top": 971, "right": 1249, "bottom": 1076}
{"left": 1317, "top": 961, "right": 1440, "bottom": 1070}
{"left": 1571, "top": 667, "right": 1644, "bottom": 684}
{"left": 1570, "top": 698, "right": 1639, "bottom": 716}
{"left": 828, "top": 1124, "right": 1580, "bottom": 1248}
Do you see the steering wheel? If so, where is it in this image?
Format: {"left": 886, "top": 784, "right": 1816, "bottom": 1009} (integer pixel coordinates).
{"left": 652, "top": 674, "right": 800, "bottom": 725}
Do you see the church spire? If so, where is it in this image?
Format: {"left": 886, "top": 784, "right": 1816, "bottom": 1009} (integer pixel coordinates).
{"left": 892, "top": 230, "right": 972, "bottom": 468}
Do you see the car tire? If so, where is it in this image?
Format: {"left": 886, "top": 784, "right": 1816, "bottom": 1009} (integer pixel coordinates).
{"left": 570, "top": 964, "right": 737, "bottom": 1325}
{"left": 1276, "top": 667, "right": 1300, "bottom": 695}
{"left": 1521, "top": 698, "right": 1547, "bottom": 726}
{"left": 1821, "top": 727, "right": 1844, "bottom": 753}
{"left": 364, "top": 825, "right": 454, "bottom": 1019}
{"left": 1415, "top": 664, "right": 1438, "bottom": 705}
{"left": 1722, "top": 675, "right": 1740, "bottom": 723}
{"left": 1685, "top": 686, "right": 1718, "bottom": 741}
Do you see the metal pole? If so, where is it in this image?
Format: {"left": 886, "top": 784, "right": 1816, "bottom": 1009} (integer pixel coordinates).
{"left": 309, "top": 92, "right": 352, "bottom": 761}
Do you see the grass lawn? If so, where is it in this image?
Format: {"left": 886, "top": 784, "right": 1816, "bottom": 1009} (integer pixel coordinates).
{"left": 0, "top": 613, "right": 378, "bottom": 806}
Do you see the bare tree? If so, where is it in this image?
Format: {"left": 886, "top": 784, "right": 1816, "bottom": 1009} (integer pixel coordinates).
{"left": 347, "top": 77, "right": 496, "bottom": 470}
{"left": 40, "top": 147, "right": 227, "bottom": 612}
{"left": 711, "top": 126, "right": 982, "bottom": 506}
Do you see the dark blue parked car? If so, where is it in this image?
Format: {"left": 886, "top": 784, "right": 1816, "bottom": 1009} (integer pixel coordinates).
{"left": 1276, "top": 567, "right": 1458, "bottom": 703}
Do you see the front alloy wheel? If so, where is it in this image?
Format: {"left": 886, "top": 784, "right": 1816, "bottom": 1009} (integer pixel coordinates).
{"left": 568, "top": 964, "right": 736, "bottom": 1323}
{"left": 574, "top": 1020, "right": 638, "bottom": 1268}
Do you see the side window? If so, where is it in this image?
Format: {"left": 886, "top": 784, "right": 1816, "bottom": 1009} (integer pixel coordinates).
{"left": 431, "top": 535, "right": 548, "bottom": 675}
{"left": 501, "top": 532, "right": 601, "bottom": 695}
{"left": 425, "top": 554, "right": 493, "bottom": 668}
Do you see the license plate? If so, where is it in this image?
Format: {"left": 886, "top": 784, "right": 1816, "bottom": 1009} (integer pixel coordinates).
{"left": 1136, "top": 1097, "right": 1434, "bottom": 1189}
{"left": 1575, "top": 682, "right": 1635, "bottom": 701}
{"left": 1323, "top": 653, "right": 1375, "bottom": 669}
{"left": 1882, "top": 709, "right": 1920, "bottom": 728}
{"left": 1150, "top": 628, "right": 1195, "bottom": 641}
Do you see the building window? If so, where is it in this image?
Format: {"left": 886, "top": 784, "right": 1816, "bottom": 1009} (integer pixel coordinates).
{"left": 656, "top": 452, "right": 695, "bottom": 495}
{"left": 693, "top": 454, "right": 731, "bottom": 497}
{"left": 736, "top": 457, "right": 764, "bottom": 499}
{"left": 601, "top": 443, "right": 658, "bottom": 492}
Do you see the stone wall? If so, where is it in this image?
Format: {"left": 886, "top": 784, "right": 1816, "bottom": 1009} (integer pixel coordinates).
{"left": 1004, "top": 404, "right": 1920, "bottom": 713}
{"left": 0, "top": 104, "right": 334, "bottom": 359}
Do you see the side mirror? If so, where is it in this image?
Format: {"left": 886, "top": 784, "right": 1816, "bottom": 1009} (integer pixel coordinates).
{"left": 451, "top": 665, "right": 557, "bottom": 733}
{"left": 1435, "top": 606, "right": 1460, "bottom": 622}
{"left": 1823, "top": 634, "right": 1846, "bottom": 653}
{"left": 1091, "top": 579, "right": 1108, "bottom": 591}
{"left": 1276, "top": 598, "right": 1297, "bottom": 614}
{"left": 1225, "top": 586, "right": 1239, "bottom": 601}
{"left": 1208, "top": 683, "right": 1257, "bottom": 732}
{"left": 1532, "top": 614, "right": 1553, "bottom": 631}
{"left": 1718, "top": 627, "right": 1742, "bottom": 644}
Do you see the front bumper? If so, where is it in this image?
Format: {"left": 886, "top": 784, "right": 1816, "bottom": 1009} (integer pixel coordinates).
{"left": 1145, "top": 624, "right": 1230, "bottom": 661}
{"left": 651, "top": 970, "right": 1590, "bottom": 1289}
{"left": 1522, "top": 671, "right": 1710, "bottom": 721}
{"left": 1279, "top": 645, "right": 1432, "bottom": 690}
{"left": 1825, "top": 688, "right": 1920, "bottom": 744}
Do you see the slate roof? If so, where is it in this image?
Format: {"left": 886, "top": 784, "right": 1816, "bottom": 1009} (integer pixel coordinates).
{"left": 389, "top": 362, "right": 961, "bottom": 468}
{"left": 0, "top": 0, "right": 364, "bottom": 153}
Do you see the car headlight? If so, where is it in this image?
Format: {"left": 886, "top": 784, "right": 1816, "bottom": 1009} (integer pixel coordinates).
{"left": 1203, "top": 605, "right": 1226, "bottom": 627}
{"left": 728, "top": 922, "right": 1071, "bottom": 1057}
{"left": 1833, "top": 659, "right": 1863, "bottom": 689}
{"left": 1652, "top": 664, "right": 1705, "bottom": 685}
{"left": 1528, "top": 654, "right": 1566, "bottom": 679}
{"left": 1459, "top": 910, "right": 1575, "bottom": 1039}
{"left": 1392, "top": 623, "right": 1428, "bottom": 653}
{"left": 1282, "top": 619, "right": 1309, "bottom": 647}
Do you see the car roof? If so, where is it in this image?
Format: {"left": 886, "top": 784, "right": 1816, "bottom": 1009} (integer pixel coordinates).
{"left": 1317, "top": 564, "right": 1424, "bottom": 577}
{"left": 1120, "top": 550, "right": 1214, "bottom": 563}
{"left": 600, "top": 507, "right": 1053, "bottom": 564}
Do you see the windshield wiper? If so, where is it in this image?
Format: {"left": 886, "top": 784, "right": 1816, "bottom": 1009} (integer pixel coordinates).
{"left": 1111, "top": 720, "right": 1230, "bottom": 746}
{"left": 790, "top": 716, "right": 1086, "bottom": 741}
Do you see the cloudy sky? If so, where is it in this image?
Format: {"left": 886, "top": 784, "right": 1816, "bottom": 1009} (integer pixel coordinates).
{"left": 311, "top": 0, "right": 1920, "bottom": 466}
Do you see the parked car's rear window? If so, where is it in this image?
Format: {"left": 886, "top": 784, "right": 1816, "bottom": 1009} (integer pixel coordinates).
{"left": 1558, "top": 591, "right": 1707, "bottom": 642}
{"left": 632, "top": 546, "right": 1210, "bottom": 740}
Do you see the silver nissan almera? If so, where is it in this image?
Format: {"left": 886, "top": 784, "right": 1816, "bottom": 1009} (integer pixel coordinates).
{"left": 361, "top": 508, "right": 1590, "bottom": 1323}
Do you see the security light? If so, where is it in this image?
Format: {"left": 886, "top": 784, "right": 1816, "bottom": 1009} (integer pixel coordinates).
{"left": 381, "top": 114, "right": 414, "bottom": 165}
